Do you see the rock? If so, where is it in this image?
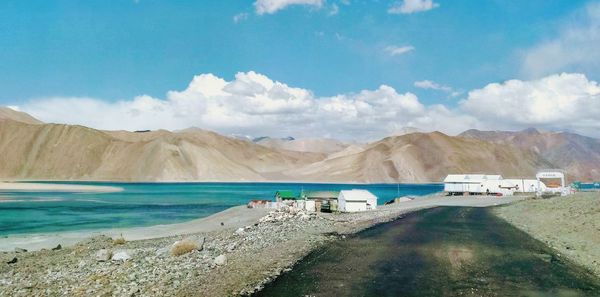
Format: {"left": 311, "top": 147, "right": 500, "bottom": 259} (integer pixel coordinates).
{"left": 235, "top": 228, "right": 245, "bottom": 236}
{"left": 6, "top": 257, "right": 17, "bottom": 264}
{"left": 95, "top": 249, "right": 112, "bottom": 262}
{"left": 14, "top": 247, "right": 27, "bottom": 253}
{"left": 112, "top": 250, "right": 132, "bottom": 262}
{"left": 52, "top": 244, "right": 62, "bottom": 251}
{"left": 156, "top": 246, "right": 170, "bottom": 257}
{"left": 226, "top": 242, "right": 237, "bottom": 252}
{"left": 214, "top": 254, "right": 227, "bottom": 266}
{"left": 188, "top": 236, "right": 205, "bottom": 251}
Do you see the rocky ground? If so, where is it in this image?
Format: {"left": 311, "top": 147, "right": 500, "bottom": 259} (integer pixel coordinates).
{"left": 0, "top": 203, "right": 418, "bottom": 297}
{"left": 494, "top": 192, "right": 600, "bottom": 278}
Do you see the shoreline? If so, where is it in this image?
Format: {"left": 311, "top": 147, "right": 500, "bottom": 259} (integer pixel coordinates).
{"left": 0, "top": 181, "right": 123, "bottom": 193}
{"left": 0, "top": 194, "right": 527, "bottom": 296}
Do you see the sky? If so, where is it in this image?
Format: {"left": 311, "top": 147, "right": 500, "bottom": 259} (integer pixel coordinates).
{"left": 1, "top": 0, "right": 600, "bottom": 141}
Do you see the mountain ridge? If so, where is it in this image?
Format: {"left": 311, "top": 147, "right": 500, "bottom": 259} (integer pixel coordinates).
{"left": 1, "top": 108, "right": 598, "bottom": 182}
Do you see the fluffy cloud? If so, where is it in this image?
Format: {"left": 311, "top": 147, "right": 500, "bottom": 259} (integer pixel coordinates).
{"left": 388, "top": 0, "right": 439, "bottom": 14}
{"left": 522, "top": 3, "right": 600, "bottom": 78}
{"left": 14, "top": 72, "right": 600, "bottom": 141}
{"left": 17, "top": 71, "right": 475, "bottom": 141}
{"left": 254, "top": 0, "right": 324, "bottom": 15}
{"left": 384, "top": 45, "right": 415, "bottom": 56}
{"left": 461, "top": 73, "right": 600, "bottom": 135}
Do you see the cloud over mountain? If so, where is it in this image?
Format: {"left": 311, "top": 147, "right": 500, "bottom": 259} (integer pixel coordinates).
{"left": 13, "top": 71, "right": 600, "bottom": 140}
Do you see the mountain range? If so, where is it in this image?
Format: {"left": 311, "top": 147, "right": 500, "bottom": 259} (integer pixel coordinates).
{"left": 1, "top": 106, "right": 598, "bottom": 182}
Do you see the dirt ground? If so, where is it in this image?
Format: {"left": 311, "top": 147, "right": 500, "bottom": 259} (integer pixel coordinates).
{"left": 494, "top": 192, "right": 600, "bottom": 278}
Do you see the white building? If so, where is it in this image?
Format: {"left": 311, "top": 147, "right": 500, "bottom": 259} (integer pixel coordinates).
{"left": 337, "top": 190, "right": 378, "bottom": 212}
{"left": 443, "top": 174, "right": 503, "bottom": 195}
{"left": 536, "top": 170, "right": 570, "bottom": 196}
{"left": 503, "top": 179, "right": 547, "bottom": 193}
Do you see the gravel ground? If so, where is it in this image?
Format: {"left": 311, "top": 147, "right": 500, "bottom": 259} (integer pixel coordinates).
{"left": 0, "top": 202, "right": 421, "bottom": 297}
{"left": 494, "top": 192, "right": 600, "bottom": 278}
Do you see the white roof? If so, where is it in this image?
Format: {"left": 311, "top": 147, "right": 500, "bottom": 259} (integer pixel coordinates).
{"left": 444, "top": 174, "right": 503, "bottom": 183}
{"left": 339, "top": 190, "right": 377, "bottom": 201}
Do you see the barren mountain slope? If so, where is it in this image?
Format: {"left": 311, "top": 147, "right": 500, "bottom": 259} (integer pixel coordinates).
{"left": 0, "top": 119, "right": 324, "bottom": 181}
{"left": 256, "top": 137, "right": 350, "bottom": 154}
{"left": 461, "top": 129, "right": 600, "bottom": 181}
{"left": 0, "top": 107, "right": 43, "bottom": 125}
{"left": 293, "top": 132, "right": 553, "bottom": 183}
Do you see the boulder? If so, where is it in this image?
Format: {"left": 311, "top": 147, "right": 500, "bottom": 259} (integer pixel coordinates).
{"left": 188, "top": 236, "right": 205, "bottom": 251}
{"left": 52, "top": 244, "right": 62, "bottom": 251}
{"left": 235, "top": 228, "right": 245, "bottom": 236}
{"left": 112, "top": 250, "right": 132, "bottom": 262}
{"left": 95, "top": 249, "right": 112, "bottom": 262}
{"left": 214, "top": 254, "right": 227, "bottom": 266}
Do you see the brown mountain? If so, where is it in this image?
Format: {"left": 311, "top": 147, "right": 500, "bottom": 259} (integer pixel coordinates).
{"left": 0, "top": 118, "right": 324, "bottom": 181}
{"left": 291, "top": 132, "right": 552, "bottom": 183}
{"left": 460, "top": 128, "right": 600, "bottom": 181}
{"left": 1, "top": 108, "right": 597, "bottom": 182}
{"left": 0, "top": 107, "right": 43, "bottom": 125}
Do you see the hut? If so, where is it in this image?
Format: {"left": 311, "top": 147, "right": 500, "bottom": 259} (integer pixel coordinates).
{"left": 301, "top": 191, "right": 339, "bottom": 212}
{"left": 337, "top": 190, "right": 378, "bottom": 212}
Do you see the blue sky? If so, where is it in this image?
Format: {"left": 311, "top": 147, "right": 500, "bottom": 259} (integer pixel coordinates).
{"left": 2, "top": 0, "right": 600, "bottom": 140}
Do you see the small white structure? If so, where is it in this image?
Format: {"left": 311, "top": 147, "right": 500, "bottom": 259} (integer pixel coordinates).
{"left": 337, "top": 190, "right": 378, "bottom": 212}
{"left": 443, "top": 174, "right": 503, "bottom": 195}
{"left": 304, "top": 200, "right": 316, "bottom": 212}
{"left": 536, "top": 170, "right": 570, "bottom": 196}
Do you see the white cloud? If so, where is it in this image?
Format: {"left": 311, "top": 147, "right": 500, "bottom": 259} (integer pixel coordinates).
{"left": 460, "top": 73, "right": 600, "bottom": 135}
{"left": 16, "top": 71, "right": 476, "bottom": 141}
{"left": 522, "top": 2, "right": 600, "bottom": 78}
{"left": 414, "top": 80, "right": 462, "bottom": 97}
{"left": 14, "top": 72, "right": 600, "bottom": 140}
{"left": 233, "top": 13, "right": 249, "bottom": 23}
{"left": 414, "top": 80, "right": 451, "bottom": 92}
{"left": 384, "top": 45, "right": 415, "bottom": 56}
{"left": 388, "top": 0, "right": 439, "bottom": 14}
{"left": 254, "top": 0, "right": 324, "bottom": 15}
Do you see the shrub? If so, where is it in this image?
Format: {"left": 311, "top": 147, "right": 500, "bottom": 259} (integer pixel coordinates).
{"left": 113, "top": 236, "right": 127, "bottom": 245}
{"left": 171, "top": 240, "right": 199, "bottom": 256}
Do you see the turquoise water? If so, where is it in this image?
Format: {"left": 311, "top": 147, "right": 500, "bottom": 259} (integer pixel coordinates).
{"left": 0, "top": 182, "right": 442, "bottom": 236}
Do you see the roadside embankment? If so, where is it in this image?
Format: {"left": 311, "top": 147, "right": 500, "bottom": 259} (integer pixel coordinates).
{"left": 495, "top": 192, "right": 600, "bottom": 278}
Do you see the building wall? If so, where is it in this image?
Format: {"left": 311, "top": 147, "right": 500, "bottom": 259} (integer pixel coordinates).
{"left": 340, "top": 200, "right": 367, "bottom": 212}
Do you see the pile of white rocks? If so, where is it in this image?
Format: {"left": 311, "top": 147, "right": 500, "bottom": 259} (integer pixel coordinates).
{"left": 258, "top": 206, "right": 316, "bottom": 224}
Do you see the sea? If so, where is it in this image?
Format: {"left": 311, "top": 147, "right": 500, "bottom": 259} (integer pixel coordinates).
{"left": 0, "top": 182, "right": 442, "bottom": 236}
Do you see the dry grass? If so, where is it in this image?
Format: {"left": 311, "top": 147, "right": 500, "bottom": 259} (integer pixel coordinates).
{"left": 171, "top": 240, "right": 199, "bottom": 256}
{"left": 113, "top": 236, "right": 127, "bottom": 245}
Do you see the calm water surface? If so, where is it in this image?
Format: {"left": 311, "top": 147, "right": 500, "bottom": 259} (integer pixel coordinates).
{"left": 256, "top": 207, "right": 600, "bottom": 297}
{"left": 0, "top": 182, "right": 441, "bottom": 236}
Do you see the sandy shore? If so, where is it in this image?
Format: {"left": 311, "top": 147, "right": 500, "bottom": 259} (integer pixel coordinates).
{"left": 0, "top": 206, "right": 269, "bottom": 252}
{"left": 495, "top": 192, "right": 600, "bottom": 278}
{"left": 0, "top": 194, "right": 526, "bottom": 296}
{"left": 0, "top": 182, "right": 122, "bottom": 193}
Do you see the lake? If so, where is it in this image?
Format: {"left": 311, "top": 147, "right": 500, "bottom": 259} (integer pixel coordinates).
{"left": 0, "top": 182, "right": 442, "bottom": 236}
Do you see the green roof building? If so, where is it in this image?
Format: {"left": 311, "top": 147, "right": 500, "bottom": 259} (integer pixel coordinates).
{"left": 274, "top": 190, "right": 300, "bottom": 201}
